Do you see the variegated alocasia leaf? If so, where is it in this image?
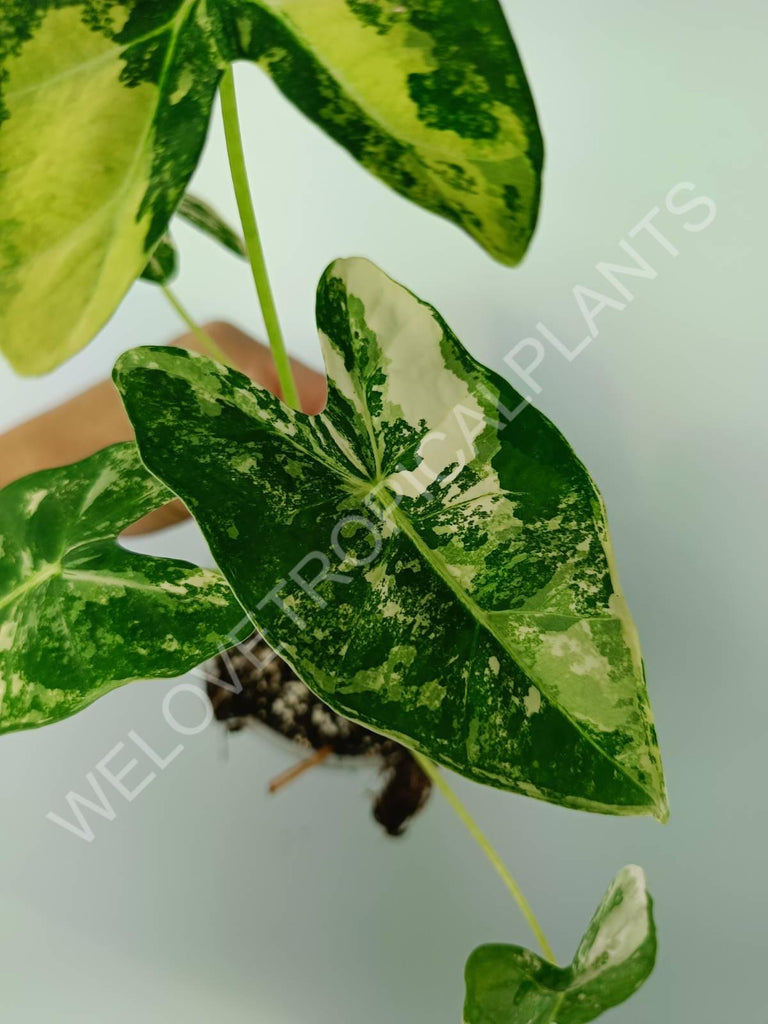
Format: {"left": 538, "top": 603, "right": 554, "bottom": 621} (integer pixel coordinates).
{"left": 464, "top": 865, "right": 657, "bottom": 1024}
{"left": 0, "top": 1, "right": 223, "bottom": 374}
{"left": 0, "top": 442, "right": 249, "bottom": 735}
{"left": 0, "top": 0, "right": 541, "bottom": 374}
{"left": 115, "top": 257, "right": 667, "bottom": 819}
{"left": 228, "top": 0, "right": 543, "bottom": 265}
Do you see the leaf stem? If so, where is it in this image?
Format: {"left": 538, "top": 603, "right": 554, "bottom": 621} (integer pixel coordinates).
{"left": 160, "top": 284, "right": 233, "bottom": 367}
{"left": 413, "top": 753, "right": 556, "bottom": 963}
{"left": 219, "top": 65, "right": 300, "bottom": 410}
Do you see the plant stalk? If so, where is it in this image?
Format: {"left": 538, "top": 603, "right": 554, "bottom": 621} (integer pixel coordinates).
{"left": 219, "top": 65, "right": 300, "bottom": 410}
{"left": 413, "top": 753, "right": 556, "bottom": 963}
{"left": 161, "top": 284, "right": 233, "bottom": 367}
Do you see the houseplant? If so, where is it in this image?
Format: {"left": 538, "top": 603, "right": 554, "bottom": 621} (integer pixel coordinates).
{"left": 0, "top": 3, "right": 666, "bottom": 1019}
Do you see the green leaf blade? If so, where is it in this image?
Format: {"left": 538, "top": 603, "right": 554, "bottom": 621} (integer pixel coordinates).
{"left": 227, "top": 0, "right": 543, "bottom": 265}
{"left": 463, "top": 945, "right": 565, "bottom": 1024}
{"left": 115, "top": 257, "right": 666, "bottom": 819}
{"left": 0, "top": 442, "right": 249, "bottom": 735}
{"left": 464, "top": 866, "right": 657, "bottom": 1024}
{"left": 2, "top": 0, "right": 541, "bottom": 374}
{"left": 564, "top": 866, "right": 657, "bottom": 1023}
{"left": 0, "top": 1, "right": 220, "bottom": 374}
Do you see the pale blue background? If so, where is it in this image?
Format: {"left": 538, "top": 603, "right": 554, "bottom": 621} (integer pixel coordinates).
{"left": 1, "top": 1, "right": 766, "bottom": 1020}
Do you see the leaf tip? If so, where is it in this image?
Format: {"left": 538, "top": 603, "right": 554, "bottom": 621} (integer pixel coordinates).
{"left": 653, "top": 794, "right": 671, "bottom": 824}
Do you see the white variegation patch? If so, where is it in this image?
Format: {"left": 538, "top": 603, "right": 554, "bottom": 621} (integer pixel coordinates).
{"left": 574, "top": 866, "right": 651, "bottom": 981}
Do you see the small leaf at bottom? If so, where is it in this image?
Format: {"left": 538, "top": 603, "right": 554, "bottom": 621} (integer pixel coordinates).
{"left": 464, "top": 865, "right": 657, "bottom": 1024}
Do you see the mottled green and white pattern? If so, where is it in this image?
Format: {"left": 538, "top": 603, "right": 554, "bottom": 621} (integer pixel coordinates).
{"left": 464, "top": 865, "right": 657, "bottom": 1023}
{"left": 0, "top": 443, "right": 248, "bottom": 735}
{"left": 0, "top": 0, "right": 541, "bottom": 373}
{"left": 115, "top": 257, "right": 667, "bottom": 818}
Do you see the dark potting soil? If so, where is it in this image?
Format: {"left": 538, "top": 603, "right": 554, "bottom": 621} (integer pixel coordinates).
{"left": 206, "top": 634, "right": 431, "bottom": 836}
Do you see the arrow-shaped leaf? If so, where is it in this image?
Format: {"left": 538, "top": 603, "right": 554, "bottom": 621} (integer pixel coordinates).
{"left": 115, "top": 258, "right": 667, "bottom": 819}
{"left": 231, "top": 0, "right": 543, "bottom": 264}
{"left": 464, "top": 865, "right": 657, "bottom": 1023}
{"left": 0, "top": 0, "right": 542, "bottom": 374}
{"left": 0, "top": 442, "right": 249, "bottom": 735}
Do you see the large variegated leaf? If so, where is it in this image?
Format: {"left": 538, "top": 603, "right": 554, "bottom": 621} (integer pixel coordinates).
{"left": 0, "top": 0, "right": 541, "bottom": 374}
{"left": 0, "top": 443, "right": 249, "bottom": 735}
{"left": 115, "top": 258, "right": 666, "bottom": 818}
{"left": 229, "top": 0, "right": 543, "bottom": 265}
{"left": 0, "top": 1, "right": 222, "bottom": 374}
{"left": 464, "top": 866, "right": 657, "bottom": 1023}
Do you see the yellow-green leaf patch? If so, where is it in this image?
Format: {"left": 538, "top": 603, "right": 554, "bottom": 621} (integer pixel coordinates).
{"left": 0, "top": 0, "right": 541, "bottom": 374}
{"left": 0, "top": 1, "right": 222, "bottom": 373}
{"left": 229, "top": 0, "right": 543, "bottom": 264}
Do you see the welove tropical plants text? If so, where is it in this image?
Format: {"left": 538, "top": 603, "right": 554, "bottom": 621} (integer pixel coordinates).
{"left": 0, "top": 2, "right": 666, "bottom": 1020}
